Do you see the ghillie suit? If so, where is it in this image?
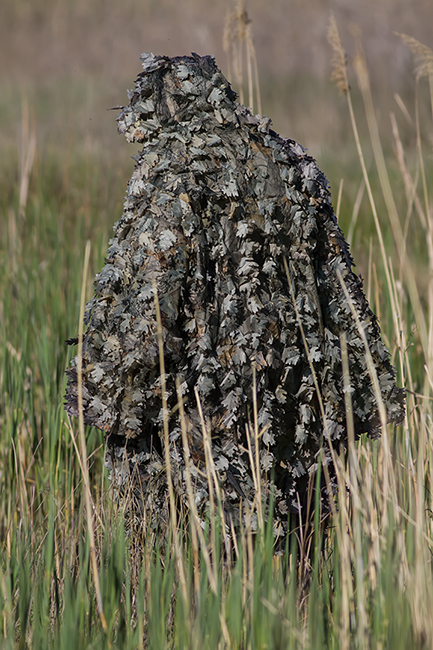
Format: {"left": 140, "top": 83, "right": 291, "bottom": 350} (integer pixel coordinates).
{"left": 65, "top": 53, "right": 405, "bottom": 546}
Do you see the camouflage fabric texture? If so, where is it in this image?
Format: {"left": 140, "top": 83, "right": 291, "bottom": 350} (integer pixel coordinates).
{"left": 65, "top": 53, "right": 405, "bottom": 541}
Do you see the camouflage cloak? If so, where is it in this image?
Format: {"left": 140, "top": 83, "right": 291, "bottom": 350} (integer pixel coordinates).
{"left": 65, "top": 53, "right": 405, "bottom": 540}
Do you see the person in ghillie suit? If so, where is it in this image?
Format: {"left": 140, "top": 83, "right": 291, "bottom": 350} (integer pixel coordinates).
{"left": 65, "top": 53, "right": 405, "bottom": 546}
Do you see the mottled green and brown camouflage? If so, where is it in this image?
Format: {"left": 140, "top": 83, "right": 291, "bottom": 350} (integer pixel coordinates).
{"left": 65, "top": 53, "right": 405, "bottom": 542}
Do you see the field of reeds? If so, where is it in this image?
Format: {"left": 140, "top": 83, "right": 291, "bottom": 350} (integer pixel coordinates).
{"left": 1, "top": 1, "right": 433, "bottom": 647}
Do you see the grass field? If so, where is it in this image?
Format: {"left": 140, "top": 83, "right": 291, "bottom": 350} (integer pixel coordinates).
{"left": 1, "top": 2, "right": 433, "bottom": 648}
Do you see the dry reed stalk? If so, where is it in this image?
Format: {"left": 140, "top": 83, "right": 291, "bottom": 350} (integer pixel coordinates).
{"left": 352, "top": 38, "right": 431, "bottom": 374}
{"left": 328, "top": 19, "right": 401, "bottom": 333}
{"left": 414, "top": 90, "right": 433, "bottom": 269}
{"left": 152, "top": 279, "right": 189, "bottom": 605}
{"left": 176, "top": 381, "right": 218, "bottom": 596}
{"left": 394, "top": 38, "right": 433, "bottom": 394}
{"left": 328, "top": 15, "right": 349, "bottom": 96}
{"left": 386, "top": 260, "right": 415, "bottom": 472}
{"left": 283, "top": 257, "right": 339, "bottom": 482}
{"left": 199, "top": 412, "right": 219, "bottom": 562}
{"left": 76, "top": 240, "right": 108, "bottom": 636}
{"left": 339, "top": 335, "right": 356, "bottom": 478}
{"left": 65, "top": 415, "right": 104, "bottom": 529}
{"left": 396, "top": 33, "right": 433, "bottom": 117}
{"left": 336, "top": 268, "right": 399, "bottom": 532}
{"left": 194, "top": 387, "right": 231, "bottom": 560}
{"left": 410, "top": 84, "right": 433, "bottom": 387}
{"left": 223, "top": 0, "right": 261, "bottom": 115}
{"left": 244, "top": 371, "right": 265, "bottom": 534}
{"left": 390, "top": 112, "right": 426, "bottom": 234}
{"left": 357, "top": 444, "right": 382, "bottom": 591}
{"left": 10, "top": 435, "right": 28, "bottom": 529}
{"left": 366, "top": 238, "right": 373, "bottom": 304}
{"left": 409, "top": 408, "right": 433, "bottom": 646}
{"left": 8, "top": 97, "right": 36, "bottom": 274}
{"left": 339, "top": 334, "right": 368, "bottom": 649}
{"left": 18, "top": 96, "right": 36, "bottom": 223}
{"left": 251, "top": 366, "right": 263, "bottom": 530}
{"left": 394, "top": 92, "right": 414, "bottom": 127}
{"left": 371, "top": 262, "right": 382, "bottom": 330}
{"left": 8, "top": 208, "right": 18, "bottom": 276}
{"left": 219, "top": 611, "right": 232, "bottom": 649}
{"left": 335, "top": 178, "right": 344, "bottom": 221}
{"left": 175, "top": 379, "right": 200, "bottom": 598}
{"left": 329, "top": 20, "right": 430, "bottom": 445}
{"left": 387, "top": 260, "right": 404, "bottom": 366}
{"left": 347, "top": 178, "right": 365, "bottom": 246}
{"left": 229, "top": 515, "right": 239, "bottom": 560}
{"left": 243, "top": 422, "right": 261, "bottom": 536}
{"left": 283, "top": 253, "right": 353, "bottom": 578}
{"left": 336, "top": 270, "right": 388, "bottom": 432}
{"left": 335, "top": 467, "right": 353, "bottom": 650}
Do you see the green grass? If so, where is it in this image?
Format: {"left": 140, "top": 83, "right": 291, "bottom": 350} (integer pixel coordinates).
{"left": 1, "top": 21, "right": 433, "bottom": 649}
